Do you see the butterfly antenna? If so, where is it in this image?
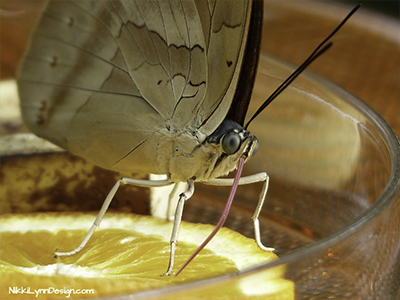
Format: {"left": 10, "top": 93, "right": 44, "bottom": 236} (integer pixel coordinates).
{"left": 174, "top": 156, "right": 246, "bottom": 276}
{"left": 245, "top": 3, "right": 361, "bottom": 129}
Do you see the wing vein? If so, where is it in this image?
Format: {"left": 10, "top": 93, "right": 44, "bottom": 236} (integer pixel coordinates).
{"left": 19, "top": 78, "right": 162, "bottom": 116}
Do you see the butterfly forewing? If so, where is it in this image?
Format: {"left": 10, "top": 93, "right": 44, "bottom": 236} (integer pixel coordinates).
{"left": 192, "top": 0, "right": 252, "bottom": 133}
{"left": 18, "top": 0, "right": 252, "bottom": 178}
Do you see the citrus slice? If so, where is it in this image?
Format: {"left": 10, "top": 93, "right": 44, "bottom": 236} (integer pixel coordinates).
{"left": 0, "top": 212, "right": 294, "bottom": 299}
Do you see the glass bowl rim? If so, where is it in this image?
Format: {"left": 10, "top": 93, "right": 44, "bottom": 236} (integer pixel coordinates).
{"left": 244, "top": 53, "right": 400, "bottom": 272}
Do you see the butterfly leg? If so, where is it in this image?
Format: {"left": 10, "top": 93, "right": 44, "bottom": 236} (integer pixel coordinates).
{"left": 54, "top": 176, "right": 173, "bottom": 258}
{"left": 204, "top": 172, "right": 274, "bottom": 252}
{"left": 165, "top": 182, "right": 188, "bottom": 221}
{"left": 162, "top": 179, "right": 195, "bottom": 276}
{"left": 249, "top": 173, "right": 275, "bottom": 252}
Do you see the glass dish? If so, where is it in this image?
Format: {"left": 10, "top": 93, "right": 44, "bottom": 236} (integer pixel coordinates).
{"left": 1, "top": 53, "right": 399, "bottom": 299}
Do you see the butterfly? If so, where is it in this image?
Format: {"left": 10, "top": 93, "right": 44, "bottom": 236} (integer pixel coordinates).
{"left": 17, "top": 0, "right": 360, "bottom": 276}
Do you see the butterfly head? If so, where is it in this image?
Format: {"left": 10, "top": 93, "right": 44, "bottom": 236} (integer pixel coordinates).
{"left": 202, "top": 119, "right": 258, "bottom": 180}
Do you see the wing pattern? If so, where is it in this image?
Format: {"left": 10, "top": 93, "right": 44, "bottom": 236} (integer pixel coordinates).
{"left": 18, "top": 0, "right": 251, "bottom": 175}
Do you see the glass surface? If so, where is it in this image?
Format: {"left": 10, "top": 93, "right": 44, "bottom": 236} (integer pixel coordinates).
{"left": 1, "top": 54, "right": 399, "bottom": 299}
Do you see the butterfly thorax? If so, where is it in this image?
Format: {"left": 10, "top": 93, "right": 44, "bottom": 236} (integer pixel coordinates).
{"left": 155, "top": 119, "right": 258, "bottom": 183}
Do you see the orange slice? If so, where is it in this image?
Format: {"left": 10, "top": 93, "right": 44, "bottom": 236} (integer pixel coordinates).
{"left": 0, "top": 212, "right": 294, "bottom": 299}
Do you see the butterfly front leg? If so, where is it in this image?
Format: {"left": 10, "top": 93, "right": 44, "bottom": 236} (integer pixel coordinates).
{"left": 204, "top": 172, "right": 274, "bottom": 252}
{"left": 162, "top": 179, "right": 195, "bottom": 276}
{"left": 54, "top": 176, "right": 174, "bottom": 258}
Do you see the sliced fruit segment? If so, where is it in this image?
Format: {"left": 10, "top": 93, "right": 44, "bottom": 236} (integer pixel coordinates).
{"left": 0, "top": 212, "right": 294, "bottom": 299}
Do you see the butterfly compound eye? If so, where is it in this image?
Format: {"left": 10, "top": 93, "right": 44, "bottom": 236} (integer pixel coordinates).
{"left": 221, "top": 131, "right": 241, "bottom": 155}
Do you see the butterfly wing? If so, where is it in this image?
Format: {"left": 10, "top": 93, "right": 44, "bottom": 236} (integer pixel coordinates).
{"left": 18, "top": 0, "right": 253, "bottom": 175}
{"left": 184, "top": 0, "right": 254, "bottom": 133}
